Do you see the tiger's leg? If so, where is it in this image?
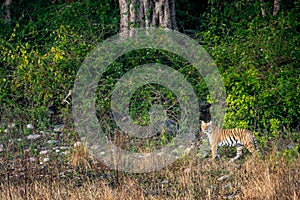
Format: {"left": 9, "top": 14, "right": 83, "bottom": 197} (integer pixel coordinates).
{"left": 245, "top": 143, "right": 256, "bottom": 153}
{"left": 230, "top": 144, "right": 244, "bottom": 162}
{"left": 246, "top": 137, "right": 261, "bottom": 157}
{"left": 211, "top": 144, "right": 218, "bottom": 160}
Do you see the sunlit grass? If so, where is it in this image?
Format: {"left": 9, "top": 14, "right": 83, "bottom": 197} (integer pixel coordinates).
{"left": 0, "top": 143, "right": 298, "bottom": 200}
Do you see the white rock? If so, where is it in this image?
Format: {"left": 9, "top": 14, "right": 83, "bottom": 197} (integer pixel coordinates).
{"left": 39, "top": 130, "right": 45, "bottom": 135}
{"left": 47, "top": 140, "right": 59, "bottom": 145}
{"left": 26, "top": 134, "right": 41, "bottom": 140}
{"left": 53, "top": 124, "right": 64, "bottom": 132}
{"left": 74, "top": 141, "right": 82, "bottom": 148}
{"left": 43, "top": 157, "right": 50, "bottom": 162}
{"left": 39, "top": 150, "right": 49, "bottom": 155}
{"left": 50, "top": 132, "right": 57, "bottom": 136}
{"left": 91, "top": 144, "right": 100, "bottom": 150}
{"left": 0, "top": 144, "right": 3, "bottom": 152}
{"left": 60, "top": 172, "right": 66, "bottom": 177}
{"left": 4, "top": 123, "right": 16, "bottom": 133}
{"left": 8, "top": 123, "right": 16, "bottom": 128}
{"left": 26, "top": 124, "right": 34, "bottom": 129}
{"left": 60, "top": 146, "right": 70, "bottom": 150}
{"left": 29, "top": 157, "right": 36, "bottom": 162}
{"left": 287, "top": 143, "right": 295, "bottom": 149}
{"left": 60, "top": 151, "right": 69, "bottom": 155}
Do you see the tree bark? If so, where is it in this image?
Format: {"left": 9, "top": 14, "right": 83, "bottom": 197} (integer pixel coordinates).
{"left": 119, "top": 0, "right": 178, "bottom": 35}
{"left": 260, "top": 0, "right": 266, "bottom": 17}
{"left": 1, "top": 0, "right": 12, "bottom": 23}
{"left": 273, "top": 0, "right": 281, "bottom": 16}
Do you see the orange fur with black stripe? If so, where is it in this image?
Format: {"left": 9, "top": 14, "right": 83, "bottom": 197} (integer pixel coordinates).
{"left": 201, "top": 121, "right": 259, "bottom": 162}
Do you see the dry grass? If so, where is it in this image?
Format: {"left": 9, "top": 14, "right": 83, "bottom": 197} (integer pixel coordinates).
{"left": 0, "top": 146, "right": 298, "bottom": 200}
{"left": 69, "top": 142, "right": 94, "bottom": 169}
{"left": 0, "top": 179, "right": 145, "bottom": 200}
{"left": 239, "top": 155, "right": 299, "bottom": 200}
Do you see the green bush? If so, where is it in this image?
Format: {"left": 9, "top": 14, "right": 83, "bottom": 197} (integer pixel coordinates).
{"left": 200, "top": 10, "right": 300, "bottom": 137}
{"left": 0, "top": 0, "right": 298, "bottom": 152}
{"left": 0, "top": 0, "right": 119, "bottom": 127}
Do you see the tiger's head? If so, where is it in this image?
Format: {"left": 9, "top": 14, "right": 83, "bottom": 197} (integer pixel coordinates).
{"left": 201, "top": 121, "right": 212, "bottom": 134}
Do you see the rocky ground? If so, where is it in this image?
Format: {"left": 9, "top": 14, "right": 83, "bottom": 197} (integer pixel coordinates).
{"left": 0, "top": 121, "right": 208, "bottom": 186}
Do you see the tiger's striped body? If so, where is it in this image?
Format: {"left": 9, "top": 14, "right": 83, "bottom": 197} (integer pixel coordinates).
{"left": 201, "top": 121, "right": 259, "bottom": 162}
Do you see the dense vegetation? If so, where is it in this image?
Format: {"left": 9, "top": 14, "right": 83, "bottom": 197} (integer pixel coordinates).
{"left": 0, "top": 0, "right": 299, "bottom": 199}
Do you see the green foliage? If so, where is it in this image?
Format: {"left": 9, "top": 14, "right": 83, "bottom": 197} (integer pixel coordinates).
{"left": 281, "top": 145, "right": 299, "bottom": 162}
{"left": 0, "top": 0, "right": 299, "bottom": 154}
{"left": 0, "top": 0, "right": 119, "bottom": 127}
{"left": 199, "top": 10, "right": 300, "bottom": 136}
{"left": 96, "top": 48, "right": 209, "bottom": 129}
{"left": 201, "top": 0, "right": 262, "bottom": 38}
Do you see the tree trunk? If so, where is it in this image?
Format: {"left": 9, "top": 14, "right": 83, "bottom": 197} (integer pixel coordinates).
{"left": 273, "top": 0, "right": 281, "bottom": 16}
{"left": 260, "top": 0, "right": 266, "bottom": 17}
{"left": 119, "top": 0, "right": 177, "bottom": 35}
{"left": 1, "top": 0, "right": 12, "bottom": 23}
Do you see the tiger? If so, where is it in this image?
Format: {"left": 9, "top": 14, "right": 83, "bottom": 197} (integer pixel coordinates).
{"left": 201, "top": 121, "right": 259, "bottom": 162}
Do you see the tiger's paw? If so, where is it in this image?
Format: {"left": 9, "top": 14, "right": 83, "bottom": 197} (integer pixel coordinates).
{"left": 211, "top": 155, "right": 220, "bottom": 161}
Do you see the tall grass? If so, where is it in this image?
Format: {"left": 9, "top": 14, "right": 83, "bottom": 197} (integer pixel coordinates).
{"left": 0, "top": 145, "right": 298, "bottom": 200}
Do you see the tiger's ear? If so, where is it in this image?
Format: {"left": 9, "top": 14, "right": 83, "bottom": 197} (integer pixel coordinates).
{"left": 201, "top": 121, "right": 205, "bottom": 125}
